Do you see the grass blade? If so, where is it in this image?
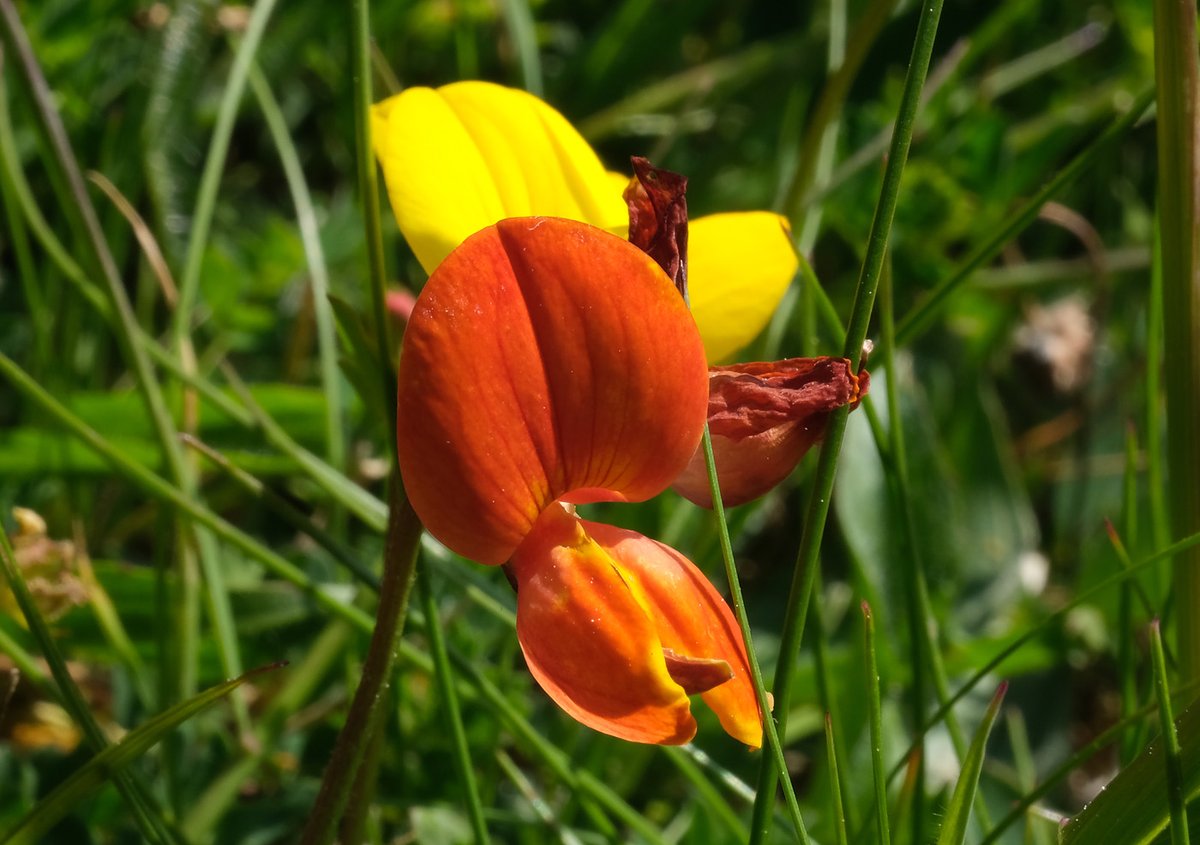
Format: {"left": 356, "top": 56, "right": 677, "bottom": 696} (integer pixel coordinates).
{"left": 1150, "top": 619, "right": 1192, "bottom": 845}
{"left": 750, "top": 0, "right": 946, "bottom": 835}
{"left": 1060, "top": 694, "right": 1200, "bottom": 845}
{"left": 0, "top": 663, "right": 280, "bottom": 845}
{"left": 935, "top": 681, "right": 1007, "bottom": 845}
{"left": 863, "top": 602, "right": 892, "bottom": 845}
{"left": 0, "top": 522, "right": 176, "bottom": 845}
{"left": 1152, "top": 0, "right": 1200, "bottom": 683}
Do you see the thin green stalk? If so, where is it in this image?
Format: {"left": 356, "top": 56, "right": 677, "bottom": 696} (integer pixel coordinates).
{"left": 824, "top": 713, "right": 850, "bottom": 845}
{"left": 1148, "top": 222, "right": 1170, "bottom": 591}
{"left": 417, "top": 562, "right": 491, "bottom": 844}
{"left": 1153, "top": 0, "right": 1200, "bottom": 683}
{"left": 1150, "top": 619, "right": 1191, "bottom": 845}
{"left": 880, "top": 259, "right": 927, "bottom": 845}
{"left": 449, "top": 655, "right": 659, "bottom": 843}
{"left": 863, "top": 602, "right": 892, "bottom": 845}
{"left": 1005, "top": 708, "right": 1051, "bottom": 845}
{"left": 784, "top": 0, "right": 898, "bottom": 230}
{"left": 180, "top": 434, "right": 380, "bottom": 589}
{"left": 700, "top": 426, "right": 810, "bottom": 844}
{"left": 895, "top": 86, "right": 1155, "bottom": 346}
{"left": 749, "top": 0, "right": 945, "bottom": 837}
{"left": 171, "top": 0, "right": 278, "bottom": 339}
{"left": 247, "top": 63, "right": 344, "bottom": 477}
{"left": 494, "top": 750, "right": 585, "bottom": 845}
{"left": 351, "top": 0, "right": 398, "bottom": 439}
{"left": 809, "top": 569, "right": 854, "bottom": 835}
{"left": 1122, "top": 429, "right": 1144, "bottom": 764}
{"left": 299, "top": 482, "right": 422, "bottom": 845}
{"left": 0, "top": 526, "right": 177, "bottom": 845}
{"left": 0, "top": 81, "right": 48, "bottom": 368}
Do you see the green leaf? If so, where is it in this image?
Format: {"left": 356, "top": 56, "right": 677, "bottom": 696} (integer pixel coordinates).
{"left": 1, "top": 663, "right": 282, "bottom": 845}
{"left": 935, "top": 681, "right": 1007, "bottom": 845}
{"left": 1062, "top": 697, "right": 1200, "bottom": 844}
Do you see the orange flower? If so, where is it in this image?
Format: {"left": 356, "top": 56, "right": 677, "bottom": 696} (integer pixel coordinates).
{"left": 396, "top": 216, "right": 762, "bottom": 746}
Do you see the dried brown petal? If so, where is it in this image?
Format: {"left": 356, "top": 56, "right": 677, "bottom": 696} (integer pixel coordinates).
{"left": 673, "top": 358, "right": 869, "bottom": 507}
{"left": 624, "top": 156, "right": 689, "bottom": 299}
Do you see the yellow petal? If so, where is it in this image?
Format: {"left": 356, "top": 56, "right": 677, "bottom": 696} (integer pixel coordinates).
{"left": 688, "top": 212, "right": 799, "bottom": 363}
{"left": 372, "top": 81, "right": 626, "bottom": 274}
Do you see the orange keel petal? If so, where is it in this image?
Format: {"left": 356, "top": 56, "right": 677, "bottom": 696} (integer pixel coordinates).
{"left": 510, "top": 506, "right": 696, "bottom": 745}
{"left": 582, "top": 519, "right": 763, "bottom": 748}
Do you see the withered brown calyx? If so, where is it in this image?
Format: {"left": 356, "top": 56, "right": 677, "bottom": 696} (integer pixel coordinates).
{"left": 624, "top": 156, "right": 689, "bottom": 300}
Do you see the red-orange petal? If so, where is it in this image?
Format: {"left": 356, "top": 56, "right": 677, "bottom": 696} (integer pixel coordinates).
{"left": 583, "top": 519, "right": 762, "bottom": 748}
{"left": 508, "top": 505, "right": 762, "bottom": 747}
{"left": 510, "top": 506, "right": 696, "bottom": 745}
{"left": 396, "top": 217, "right": 710, "bottom": 564}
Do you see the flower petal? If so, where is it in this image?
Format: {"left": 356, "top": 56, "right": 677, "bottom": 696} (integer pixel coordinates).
{"left": 396, "top": 217, "right": 710, "bottom": 565}
{"left": 510, "top": 506, "right": 761, "bottom": 747}
{"left": 672, "top": 358, "right": 869, "bottom": 507}
{"left": 510, "top": 506, "right": 696, "bottom": 745}
{"left": 582, "top": 519, "right": 762, "bottom": 748}
{"left": 688, "top": 212, "right": 799, "bottom": 363}
{"left": 372, "top": 82, "right": 626, "bottom": 274}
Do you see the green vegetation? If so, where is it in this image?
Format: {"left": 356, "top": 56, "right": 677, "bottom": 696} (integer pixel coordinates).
{"left": 1, "top": 0, "right": 1197, "bottom": 842}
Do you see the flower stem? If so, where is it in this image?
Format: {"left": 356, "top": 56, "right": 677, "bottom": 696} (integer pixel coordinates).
{"left": 700, "top": 426, "right": 811, "bottom": 844}
{"left": 748, "top": 0, "right": 946, "bottom": 838}
{"left": 298, "top": 482, "right": 422, "bottom": 845}
{"left": 1152, "top": 0, "right": 1200, "bottom": 683}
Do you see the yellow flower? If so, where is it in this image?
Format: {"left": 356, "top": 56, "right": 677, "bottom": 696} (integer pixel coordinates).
{"left": 371, "top": 81, "right": 798, "bottom": 363}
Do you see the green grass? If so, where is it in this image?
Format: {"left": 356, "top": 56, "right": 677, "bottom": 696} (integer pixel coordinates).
{"left": 1, "top": 0, "right": 1197, "bottom": 842}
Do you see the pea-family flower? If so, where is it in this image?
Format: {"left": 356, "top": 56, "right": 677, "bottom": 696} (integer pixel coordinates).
{"left": 371, "top": 80, "right": 798, "bottom": 363}
{"left": 395, "top": 215, "right": 762, "bottom": 747}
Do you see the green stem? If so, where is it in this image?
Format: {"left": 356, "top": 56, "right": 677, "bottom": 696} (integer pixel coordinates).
{"left": 748, "top": 0, "right": 945, "bottom": 837}
{"left": 879, "top": 261, "right": 927, "bottom": 844}
{"left": 299, "top": 482, "right": 422, "bottom": 845}
{"left": 351, "top": 0, "right": 398, "bottom": 438}
{"left": 247, "top": 63, "right": 345, "bottom": 477}
{"left": 1153, "top": 0, "right": 1200, "bottom": 683}
{"left": 863, "top": 602, "right": 892, "bottom": 845}
{"left": 417, "top": 562, "right": 491, "bottom": 844}
{"left": 824, "top": 713, "right": 850, "bottom": 845}
{"left": 1150, "top": 619, "right": 1191, "bottom": 845}
{"left": 171, "top": 0, "right": 278, "bottom": 340}
{"left": 700, "top": 427, "right": 810, "bottom": 844}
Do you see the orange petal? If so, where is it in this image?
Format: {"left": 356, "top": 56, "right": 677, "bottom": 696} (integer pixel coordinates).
{"left": 510, "top": 505, "right": 696, "bottom": 745}
{"left": 396, "top": 217, "right": 709, "bottom": 565}
{"left": 582, "top": 519, "right": 762, "bottom": 748}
